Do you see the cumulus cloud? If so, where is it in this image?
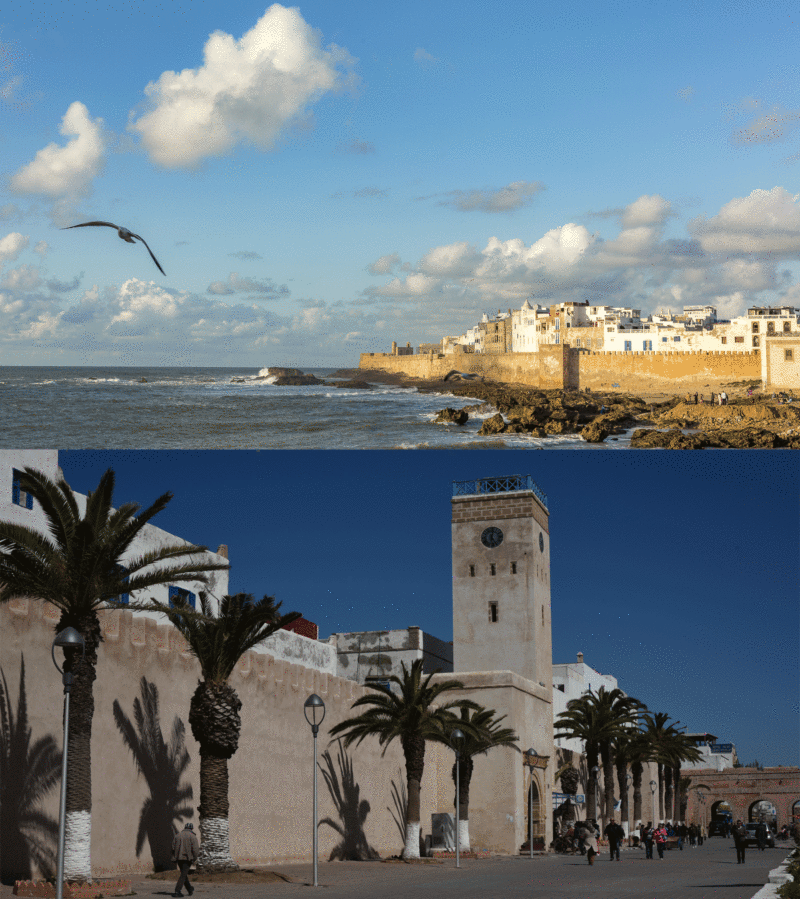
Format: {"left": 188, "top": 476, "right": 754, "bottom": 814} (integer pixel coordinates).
{"left": 367, "top": 252, "right": 402, "bottom": 275}
{"left": 206, "top": 272, "right": 290, "bottom": 298}
{"left": 129, "top": 4, "right": 356, "bottom": 169}
{"left": 0, "top": 232, "right": 29, "bottom": 265}
{"left": 424, "top": 180, "right": 546, "bottom": 213}
{"left": 9, "top": 102, "right": 105, "bottom": 221}
{"left": 690, "top": 187, "right": 800, "bottom": 256}
{"left": 414, "top": 48, "right": 438, "bottom": 64}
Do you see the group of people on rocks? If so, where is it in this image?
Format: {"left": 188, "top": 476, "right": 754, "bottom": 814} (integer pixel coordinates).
{"left": 686, "top": 391, "right": 728, "bottom": 405}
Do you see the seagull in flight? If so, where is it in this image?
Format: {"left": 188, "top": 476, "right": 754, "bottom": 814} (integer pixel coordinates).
{"left": 62, "top": 221, "right": 166, "bottom": 275}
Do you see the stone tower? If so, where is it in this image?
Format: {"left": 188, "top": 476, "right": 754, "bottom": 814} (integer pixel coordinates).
{"left": 451, "top": 474, "right": 551, "bottom": 688}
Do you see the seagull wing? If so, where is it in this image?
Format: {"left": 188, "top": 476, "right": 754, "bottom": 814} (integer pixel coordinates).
{"left": 129, "top": 232, "right": 166, "bottom": 276}
{"left": 61, "top": 221, "right": 121, "bottom": 230}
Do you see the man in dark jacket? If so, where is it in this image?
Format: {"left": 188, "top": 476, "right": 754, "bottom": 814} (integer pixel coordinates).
{"left": 756, "top": 820, "right": 769, "bottom": 851}
{"left": 604, "top": 818, "right": 625, "bottom": 861}
{"left": 172, "top": 822, "right": 200, "bottom": 897}
{"left": 733, "top": 819, "right": 747, "bottom": 864}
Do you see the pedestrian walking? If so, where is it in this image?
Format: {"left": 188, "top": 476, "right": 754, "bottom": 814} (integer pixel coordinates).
{"left": 172, "top": 822, "right": 199, "bottom": 897}
{"left": 688, "top": 823, "right": 697, "bottom": 847}
{"left": 654, "top": 823, "right": 668, "bottom": 859}
{"left": 604, "top": 818, "right": 625, "bottom": 861}
{"left": 756, "top": 819, "right": 768, "bottom": 851}
{"left": 694, "top": 392, "right": 698, "bottom": 405}
{"left": 578, "top": 821, "right": 599, "bottom": 865}
{"left": 678, "top": 822, "right": 688, "bottom": 850}
{"left": 733, "top": 819, "right": 747, "bottom": 864}
{"left": 699, "top": 822, "right": 705, "bottom": 845}
{"left": 642, "top": 822, "right": 654, "bottom": 859}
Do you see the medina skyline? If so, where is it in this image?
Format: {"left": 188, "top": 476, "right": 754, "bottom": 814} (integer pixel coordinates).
{"left": 2, "top": 1, "right": 800, "bottom": 366}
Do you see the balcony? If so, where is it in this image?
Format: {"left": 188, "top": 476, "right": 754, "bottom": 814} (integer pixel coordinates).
{"left": 452, "top": 474, "right": 548, "bottom": 509}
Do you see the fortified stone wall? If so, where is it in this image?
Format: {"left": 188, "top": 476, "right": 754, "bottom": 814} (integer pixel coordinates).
{"left": 683, "top": 767, "right": 800, "bottom": 828}
{"left": 0, "top": 600, "right": 453, "bottom": 879}
{"left": 359, "top": 348, "right": 760, "bottom": 391}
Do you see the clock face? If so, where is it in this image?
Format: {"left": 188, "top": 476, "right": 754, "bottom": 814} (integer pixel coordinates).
{"left": 481, "top": 526, "right": 503, "bottom": 549}
{"left": 539, "top": 532, "right": 544, "bottom": 552}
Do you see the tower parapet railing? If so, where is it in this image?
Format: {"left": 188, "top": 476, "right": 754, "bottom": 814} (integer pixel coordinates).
{"left": 452, "top": 474, "right": 548, "bottom": 510}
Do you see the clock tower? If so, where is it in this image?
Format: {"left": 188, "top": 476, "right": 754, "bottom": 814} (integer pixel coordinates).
{"left": 451, "top": 474, "right": 551, "bottom": 688}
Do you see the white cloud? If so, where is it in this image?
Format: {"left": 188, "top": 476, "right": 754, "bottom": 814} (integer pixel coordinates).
{"left": 414, "top": 48, "right": 438, "bottom": 64}
{"left": 129, "top": 4, "right": 356, "bottom": 169}
{"left": 0, "top": 232, "right": 29, "bottom": 265}
{"left": 690, "top": 187, "right": 800, "bottom": 256}
{"left": 367, "top": 252, "right": 402, "bottom": 275}
{"left": 732, "top": 104, "right": 800, "bottom": 145}
{"left": 9, "top": 102, "right": 105, "bottom": 220}
{"left": 428, "top": 180, "right": 546, "bottom": 213}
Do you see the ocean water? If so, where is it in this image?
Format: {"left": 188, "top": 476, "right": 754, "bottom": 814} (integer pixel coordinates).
{"left": 0, "top": 366, "right": 646, "bottom": 449}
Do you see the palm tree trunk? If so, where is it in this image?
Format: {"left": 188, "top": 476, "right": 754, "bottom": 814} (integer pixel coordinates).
{"left": 62, "top": 612, "right": 101, "bottom": 883}
{"left": 601, "top": 743, "right": 615, "bottom": 831}
{"left": 616, "top": 759, "right": 629, "bottom": 837}
{"left": 673, "top": 766, "right": 681, "bottom": 822}
{"left": 452, "top": 756, "right": 473, "bottom": 852}
{"left": 586, "top": 745, "right": 600, "bottom": 823}
{"left": 657, "top": 763, "right": 664, "bottom": 822}
{"left": 196, "top": 753, "right": 238, "bottom": 872}
{"left": 401, "top": 733, "right": 425, "bottom": 858}
{"left": 664, "top": 766, "right": 673, "bottom": 824}
{"left": 631, "top": 761, "right": 643, "bottom": 826}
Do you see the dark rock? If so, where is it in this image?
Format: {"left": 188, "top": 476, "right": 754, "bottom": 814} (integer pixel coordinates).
{"left": 629, "top": 428, "right": 708, "bottom": 449}
{"left": 581, "top": 422, "right": 610, "bottom": 443}
{"left": 273, "top": 374, "right": 324, "bottom": 386}
{"left": 434, "top": 407, "right": 469, "bottom": 425}
{"left": 335, "top": 379, "right": 373, "bottom": 389}
{"left": 138, "top": 378, "right": 148, "bottom": 383}
{"left": 478, "top": 413, "right": 506, "bottom": 435}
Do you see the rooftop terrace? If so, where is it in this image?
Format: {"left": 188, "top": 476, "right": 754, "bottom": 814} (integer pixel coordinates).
{"left": 452, "top": 474, "right": 548, "bottom": 509}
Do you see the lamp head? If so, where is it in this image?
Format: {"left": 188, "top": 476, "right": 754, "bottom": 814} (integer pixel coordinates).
{"left": 304, "top": 693, "right": 326, "bottom": 730}
{"left": 51, "top": 627, "right": 85, "bottom": 676}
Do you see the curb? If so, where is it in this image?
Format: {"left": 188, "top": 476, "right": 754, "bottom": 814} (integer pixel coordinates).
{"left": 750, "top": 852, "right": 795, "bottom": 899}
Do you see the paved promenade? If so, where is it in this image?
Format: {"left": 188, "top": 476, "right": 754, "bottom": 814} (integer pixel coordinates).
{"left": 16, "top": 838, "right": 783, "bottom": 899}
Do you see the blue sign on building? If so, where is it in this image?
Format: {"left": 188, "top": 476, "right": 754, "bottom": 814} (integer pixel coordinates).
{"left": 710, "top": 743, "right": 733, "bottom": 753}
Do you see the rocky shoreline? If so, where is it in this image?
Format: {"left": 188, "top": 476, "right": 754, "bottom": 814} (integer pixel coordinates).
{"left": 341, "top": 367, "right": 800, "bottom": 448}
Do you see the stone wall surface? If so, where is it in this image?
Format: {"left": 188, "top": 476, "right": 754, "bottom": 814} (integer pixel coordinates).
{"left": 359, "top": 348, "right": 761, "bottom": 391}
{"left": 683, "top": 767, "right": 800, "bottom": 828}
{"left": 0, "top": 601, "right": 468, "bottom": 878}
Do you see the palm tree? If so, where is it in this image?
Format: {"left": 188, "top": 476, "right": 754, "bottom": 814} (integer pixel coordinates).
{"left": 0, "top": 467, "right": 230, "bottom": 883}
{"left": 144, "top": 591, "right": 300, "bottom": 872}
{"left": 0, "top": 657, "right": 62, "bottom": 883}
{"left": 641, "top": 712, "right": 682, "bottom": 822}
{"left": 444, "top": 705, "right": 520, "bottom": 851}
{"left": 555, "top": 687, "right": 643, "bottom": 828}
{"left": 112, "top": 678, "right": 194, "bottom": 871}
{"left": 556, "top": 764, "right": 581, "bottom": 826}
{"left": 664, "top": 732, "right": 703, "bottom": 822}
{"left": 621, "top": 730, "right": 654, "bottom": 827}
{"left": 328, "top": 659, "right": 477, "bottom": 859}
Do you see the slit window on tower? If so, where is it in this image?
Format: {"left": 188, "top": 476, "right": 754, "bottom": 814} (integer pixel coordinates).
{"left": 489, "top": 602, "right": 498, "bottom": 623}
{"left": 511, "top": 561, "right": 517, "bottom": 574}
{"left": 469, "top": 564, "right": 475, "bottom": 577}
{"left": 490, "top": 563, "right": 496, "bottom": 576}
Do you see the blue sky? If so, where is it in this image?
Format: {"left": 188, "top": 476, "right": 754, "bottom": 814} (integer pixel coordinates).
{"left": 3, "top": 1, "right": 800, "bottom": 366}
{"left": 58, "top": 449, "right": 799, "bottom": 767}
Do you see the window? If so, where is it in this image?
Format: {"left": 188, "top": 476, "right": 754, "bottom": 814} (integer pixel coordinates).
{"left": 511, "top": 562, "right": 517, "bottom": 574}
{"left": 784, "top": 321, "right": 792, "bottom": 333}
{"left": 767, "top": 322, "right": 775, "bottom": 334}
{"left": 11, "top": 469, "right": 33, "bottom": 510}
{"left": 109, "top": 564, "right": 130, "bottom": 606}
{"left": 624, "top": 341, "right": 632, "bottom": 351}
{"left": 555, "top": 320, "right": 560, "bottom": 330}
{"left": 365, "top": 677, "right": 391, "bottom": 692}
{"left": 555, "top": 335, "right": 560, "bottom": 344}
{"left": 168, "top": 585, "right": 196, "bottom": 609}
{"left": 488, "top": 602, "right": 498, "bottom": 623}
{"left": 735, "top": 336, "right": 744, "bottom": 343}
{"left": 753, "top": 336, "right": 760, "bottom": 347}
{"left": 490, "top": 563, "right": 496, "bottom": 576}
{"left": 643, "top": 340, "right": 652, "bottom": 351}
{"left": 662, "top": 336, "right": 668, "bottom": 342}
{"left": 469, "top": 564, "right": 475, "bottom": 577}
{"left": 575, "top": 338, "right": 581, "bottom": 347}
{"left": 786, "top": 349, "right": 794, "bottom": 361}
{"left": 721, "top": 336, "right": 727, "bottom": 344}
{"left": 673, "top": 336, "right": 681, "bottom": 342}
{"left": 752, "top": 322, "right": 759, "bottom": 333}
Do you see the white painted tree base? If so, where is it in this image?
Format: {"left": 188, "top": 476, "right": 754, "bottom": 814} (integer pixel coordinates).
{"left": 403, "top": 822, "right": 421, "bottom": 859}
{"left": 197, "top": 817, "right": 239, "bottom": 871}
{"left": 458, "top": 819, "right": 470, "bottom": 852}
{"left": 64, "top": 810, "right": 92, "bottom": 883}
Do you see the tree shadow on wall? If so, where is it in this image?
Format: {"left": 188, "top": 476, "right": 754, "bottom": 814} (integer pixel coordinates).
{"left": 318, "top": 740, "right": 381, "bottom": 860}
{"left": 112, "top": 677, "right": 194, "bottom": 872}
{"left": 0, "top": 656, "right": 61, "bottom": 885}
{"left": 387, "top": 773, "right": 407, "bottom": 847}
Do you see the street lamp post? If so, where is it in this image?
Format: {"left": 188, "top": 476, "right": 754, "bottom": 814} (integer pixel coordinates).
{"left": 525, "top": 748, "right": 539, "bottom": 859}
{"left": 650, "top": 780, "right": 658, "bottom": 826}
{"left": 304, "top": 694, "right": 326, "bottom": 887}
{"left": 591, "top": 765, "right": 600, "bottom": 825}
{"left": 52, "top": 627, "right": 85, "bottom": 899}
{"left": 451, "top": 729, "right": 465, "bottom": 868}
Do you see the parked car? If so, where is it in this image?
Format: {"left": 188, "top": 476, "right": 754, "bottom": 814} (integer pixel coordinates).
{"left": 708, "top": 820, "right": 731, "bottom": 836}
{"left": 742, "top": 823, "right": 776, "bottom": 848}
